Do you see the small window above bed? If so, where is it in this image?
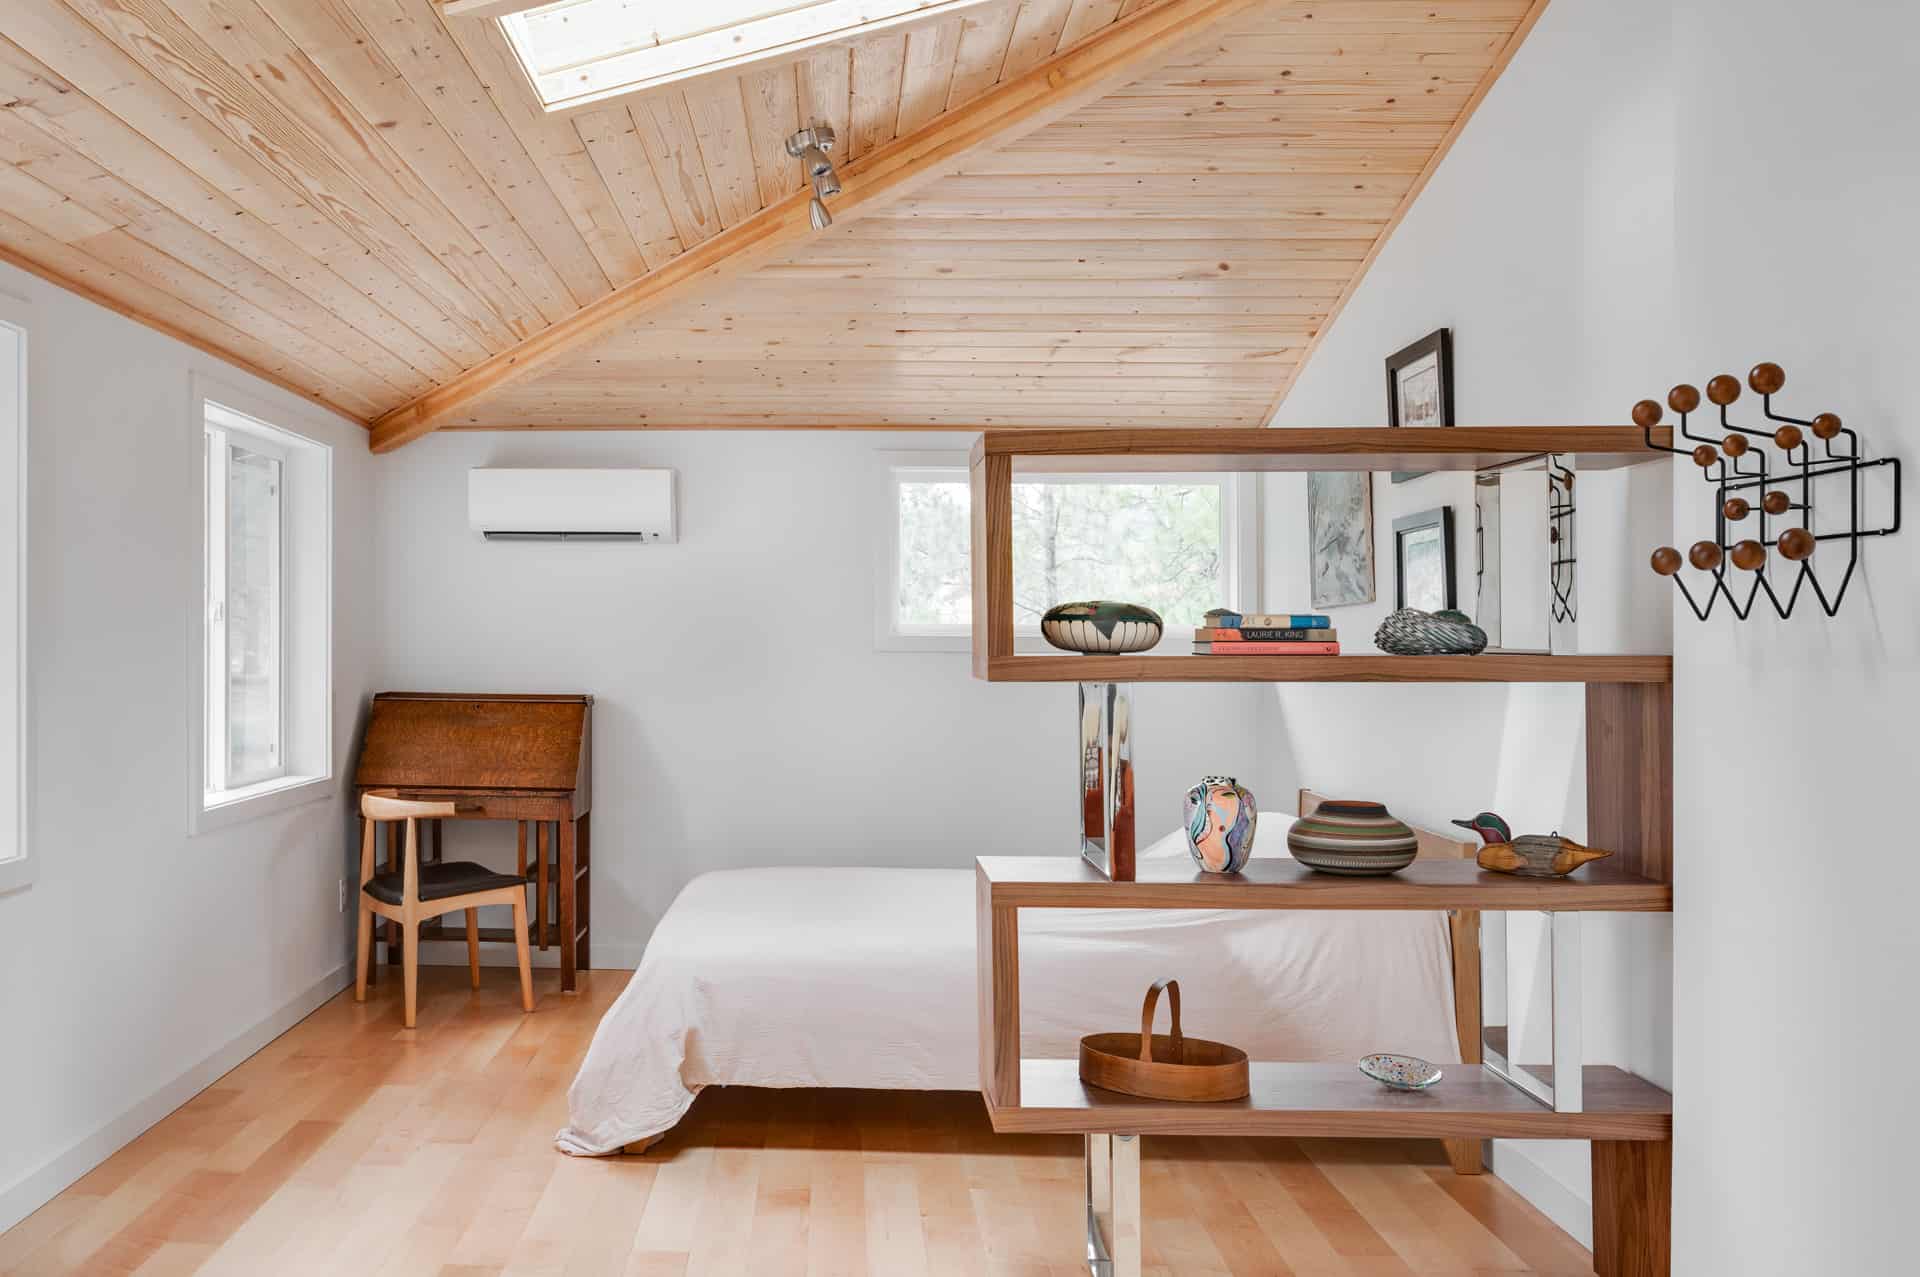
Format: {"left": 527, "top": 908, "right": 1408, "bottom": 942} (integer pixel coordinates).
{"left": 875, "top": 453, "right": 1259, "bottom": 652}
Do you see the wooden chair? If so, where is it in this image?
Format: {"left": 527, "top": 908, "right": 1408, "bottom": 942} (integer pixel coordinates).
{"left": 354, "top": 793, "right": 534, "bottom": 1028}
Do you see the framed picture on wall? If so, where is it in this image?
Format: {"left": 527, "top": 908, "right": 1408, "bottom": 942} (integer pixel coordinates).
{"left": 1386, "top": 328, "right": 1454, "bottom": 483}
{"left": 1393, "top": 506, "right": 1456, "bottom": 612}
{"left": 1307, "top": 471, "right": 1376, "bottom": 609}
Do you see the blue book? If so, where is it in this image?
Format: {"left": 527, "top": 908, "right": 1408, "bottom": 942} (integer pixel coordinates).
{"left": 1203, "top": 609, "right": 1330, "bottom": 629}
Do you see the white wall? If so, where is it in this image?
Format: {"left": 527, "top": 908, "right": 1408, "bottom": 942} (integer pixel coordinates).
{"left": 371, "top": 430, "right": 1272, "bottom": 966}
{"left": 1667, "top": 2, "right": 1917, "bottom": 1272}
{"left": 0, "top": 260, "right": 376, "bottom": 1232}
{"left": 1265, "top": 0, "right": 1915, "bottom": 1267}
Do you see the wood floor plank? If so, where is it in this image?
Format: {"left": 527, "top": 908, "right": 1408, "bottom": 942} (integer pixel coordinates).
{"left": 3, "top": 968, "right": 1595, "bottom": 1276}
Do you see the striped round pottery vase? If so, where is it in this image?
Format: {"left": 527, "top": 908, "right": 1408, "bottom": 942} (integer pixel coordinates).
{"left": 1287, "top": 800, "right": 1419, "bottom": 876}
{"left": 1039, "top": 601, "right": 1164, "bottom": 654}
{"left": 1184, "top": 776, "right": 1257, "bottom": 874}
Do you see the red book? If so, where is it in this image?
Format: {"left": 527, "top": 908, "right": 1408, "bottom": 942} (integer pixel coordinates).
{"left": 1191, "top": 641, "right": 1341, "bottom": 655}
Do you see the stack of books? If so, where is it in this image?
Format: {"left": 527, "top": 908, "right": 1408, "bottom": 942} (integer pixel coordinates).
{"left": 1193, "top": 609, "right": 1339, "bottom": 655}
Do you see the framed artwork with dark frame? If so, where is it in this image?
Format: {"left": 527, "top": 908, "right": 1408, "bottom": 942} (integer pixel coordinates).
{"left": 1386, "top": 328, "right": 1454, "bottom": 483}
{"left": 1393, "top": 506, "right": 1457, "bottom": 612}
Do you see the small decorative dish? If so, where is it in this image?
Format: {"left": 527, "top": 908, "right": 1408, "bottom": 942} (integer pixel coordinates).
{"left": 1358, "top": 1053, "right": 1442, "bottom": 1091}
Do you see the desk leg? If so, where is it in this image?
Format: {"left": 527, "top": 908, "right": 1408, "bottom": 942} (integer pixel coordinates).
{"left": 1592, "top": 1140, "right": 1671, "bottom": 1277}
{"left": 558, "top": 817, "right": 577, "bottom": 993}
{"left": 535, "top": 823, "right": 550, "bottom": 950}
{"left": 576, "top": 814, "right": 591, "bottom": 970}
{"left": 385, "top": 821, "right": 402, "bottom": 968}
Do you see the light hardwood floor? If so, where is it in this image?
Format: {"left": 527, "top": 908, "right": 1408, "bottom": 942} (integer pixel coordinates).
{"left": 0, "top": 967, "right": 1595, "bottom": 1276}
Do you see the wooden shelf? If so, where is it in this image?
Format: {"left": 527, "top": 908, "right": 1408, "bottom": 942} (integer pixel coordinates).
{"left": 974, "top": 425, "right": 1672, "bottom": 473}
{"left": 985, "top": 1060, "right": 1671, "bottom": 1140}
{"left": 967, "top": 428, "right": 1674, "bottom": 686}
{"left": 976, "top": 856, "right": 1672, "bottom": 913}
{"left": 980, "top": 652, "right": 1671, "bottom": 684}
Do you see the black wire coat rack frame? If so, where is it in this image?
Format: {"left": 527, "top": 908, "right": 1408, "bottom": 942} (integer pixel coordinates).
{"left": 1638, "top": 362, "right": 1901, "bottom": 620}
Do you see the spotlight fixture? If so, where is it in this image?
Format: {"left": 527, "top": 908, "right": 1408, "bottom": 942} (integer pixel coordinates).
{"left": 786, "top": 125, "right": 840, "bottom": 229}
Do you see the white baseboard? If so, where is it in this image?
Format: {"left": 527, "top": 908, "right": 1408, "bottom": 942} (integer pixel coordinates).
{"left": 0, "top": 964, "right": 351, "bottom": 1235}
{"left": 1489, "top": 1140, "right": 1593, "bottom": 1249}
{"left": 410, "top": 940, "right": 644, "bottom": 971}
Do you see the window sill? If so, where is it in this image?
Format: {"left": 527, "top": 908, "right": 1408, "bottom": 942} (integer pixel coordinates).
{"left": 0, "top": 855, "right": 34, "bottom": 896}
{"left": 874, "top": 633, "right": 1196, "bottom": 656}
{"left": 191, "top": 772, "right": 335, "bottom": 835}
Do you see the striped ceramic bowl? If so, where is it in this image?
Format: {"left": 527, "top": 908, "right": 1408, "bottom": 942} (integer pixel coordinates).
{"left": 1286, "top": 800, "right": 1419, "bottom": 875}
{"left": 1039, "top": 601, "right": 1164, "bottom": 654}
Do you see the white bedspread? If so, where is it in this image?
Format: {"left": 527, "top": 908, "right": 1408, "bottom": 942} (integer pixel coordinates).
{"left": 557, "top": 831, "right": 1460, "bottom": 1155}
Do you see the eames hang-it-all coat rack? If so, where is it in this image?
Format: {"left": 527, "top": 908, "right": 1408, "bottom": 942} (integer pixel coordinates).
{"left": 965, "top": 426, "right": 1676, "bottom": 1277}
{"left": 1639, "top": 362, "right": 1902, "bottom": 620}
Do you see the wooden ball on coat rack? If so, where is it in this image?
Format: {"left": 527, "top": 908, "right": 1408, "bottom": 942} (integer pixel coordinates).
{"left": 1692, "top": 443, "right": 1719, "bottom": 468}
{"left": 1668, "top": 383, "right": 1701, "bottom": 414}
{"left": 1650, "top": 546, "right": 1684, "bottom": 576}
{"left": 1730, "top": 539, "right": 1767, "bottom": 571}
{"left": 1723, "top": 496, "right": 1751, "bottom": 521}
{"left": 1748, "top": 362, "right": 1786, "bottom": 395}
{"left": 1632, "top": 399, "right": 1664, "bottom": 428}
{"left": 1688, "top": 540, "right": 1724, "bottom": 571}
{"left": 1762, "top": 490, "right": 1793, "bottom": 515}
{"left": 1706, "top": 374, "right": 1742, "bottom": 406}
{"left": 1778, "top": 527, "right": 1816, "bottom": 561}
{"left": 1811, "top": 412, "right": 1843, "bottom": 439}
{"left": 1773, "top": 424, "right": 1804, "bottom": 450}
{"left": 1722, "top": 432, "right": 1750, "bottom": 457}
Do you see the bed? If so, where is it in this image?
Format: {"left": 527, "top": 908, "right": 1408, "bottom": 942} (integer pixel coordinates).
{"left": 557, "top": 792, "right": 1481, "bottom": 1166}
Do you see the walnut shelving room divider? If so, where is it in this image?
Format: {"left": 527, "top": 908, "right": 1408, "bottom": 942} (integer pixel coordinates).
{"left": 969, "top": 427, "right": 1673, "bottom": 1277}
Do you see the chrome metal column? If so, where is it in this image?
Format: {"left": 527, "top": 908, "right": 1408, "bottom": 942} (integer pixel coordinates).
{"left": 1078, "top": 682, "right": 1135, "bottom": 881}
{"left": 1084, "top": 1133, "right": 1140, "bottom": 1277}
{"left": 1480, "top": 909, "right": 1583, "bottom": 1112}
{"left": 1549, "top": 911, "right": 1583, "bottom": 1112}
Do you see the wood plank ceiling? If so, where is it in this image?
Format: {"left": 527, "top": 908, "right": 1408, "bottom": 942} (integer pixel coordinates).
{"left": 0, "top": 0, "right": 1541, "bottom": 435}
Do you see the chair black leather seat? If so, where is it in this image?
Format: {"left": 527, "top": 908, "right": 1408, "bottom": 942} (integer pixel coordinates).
{"left": 363, "top": 861, "right": 528, "bottom": 907}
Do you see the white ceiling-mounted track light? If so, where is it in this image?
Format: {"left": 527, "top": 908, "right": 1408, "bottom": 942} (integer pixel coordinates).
{"left": 786, "top": 126, "right": 840, "bottom": 229}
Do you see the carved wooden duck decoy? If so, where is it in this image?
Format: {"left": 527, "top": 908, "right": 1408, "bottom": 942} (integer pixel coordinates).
{"left": 1450, "top": 812, "right": 1614, "bottom": 878}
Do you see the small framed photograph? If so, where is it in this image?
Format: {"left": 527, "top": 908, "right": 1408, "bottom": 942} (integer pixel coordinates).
{"left": 1386, "top": 328, "right": 1453, "bottom": 483}
{"left": 1393, "top": 506, "right": 1457, "bottom": 613}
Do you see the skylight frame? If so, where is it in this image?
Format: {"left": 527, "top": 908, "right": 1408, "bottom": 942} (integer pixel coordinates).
{"left": 492, "top": 0, "right": 999, "bottom": 114}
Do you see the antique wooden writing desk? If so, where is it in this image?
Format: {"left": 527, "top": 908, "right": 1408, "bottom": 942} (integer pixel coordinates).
{"left": 355, "top": 692, "right": 593, "bottom": 991}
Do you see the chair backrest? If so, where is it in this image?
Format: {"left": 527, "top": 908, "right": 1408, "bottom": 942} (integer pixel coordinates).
{"left": 361, "top": 792, "right": 459, "bottom": 823}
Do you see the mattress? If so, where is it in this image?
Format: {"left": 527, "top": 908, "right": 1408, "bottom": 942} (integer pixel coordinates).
{"left": 557, "top": 829, "right": 1460, "bottom": 1155}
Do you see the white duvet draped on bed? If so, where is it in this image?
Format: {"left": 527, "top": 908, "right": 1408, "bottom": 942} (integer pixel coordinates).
{"left": 556, "top": 829, "right": 1460, "bottom": 1155}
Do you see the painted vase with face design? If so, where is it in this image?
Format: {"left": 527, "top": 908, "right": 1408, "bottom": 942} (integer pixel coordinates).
{"left": 1184, "top": 776, "right": 1257, "bottom": 874}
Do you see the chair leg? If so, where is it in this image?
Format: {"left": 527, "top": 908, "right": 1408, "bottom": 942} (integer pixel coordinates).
{"left": 466, "top": 908, "right": 481, "bottom": 989}
{"left": 402, "top": 918, "right": 419, "bottom": 1030}
{"left": 511, "top": 896, "right": 535, "bottom": 1013}
{"left": 354, "top": 905, "right": 372, "bottom": 1003}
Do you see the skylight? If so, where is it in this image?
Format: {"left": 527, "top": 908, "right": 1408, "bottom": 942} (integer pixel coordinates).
{"left": 500, "top": 0, "right": 994, "bottom": 112}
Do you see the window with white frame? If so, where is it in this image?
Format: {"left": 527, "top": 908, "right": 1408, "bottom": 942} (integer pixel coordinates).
{"left": 0, "top": 297, "right": 28, "bottom": 894}
{"left": 877, "top": 456, "right": 1258, "bottom": 650}
{"left": 497, "top": 0, "right": 994, "bottom": 112}
{"left": 194, "top": 387, "right": 333, "bottom": 829}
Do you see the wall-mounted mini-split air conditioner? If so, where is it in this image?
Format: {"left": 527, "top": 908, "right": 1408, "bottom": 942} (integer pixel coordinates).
{"left": 467, "top": 468, "right": 676, "bottom": 542}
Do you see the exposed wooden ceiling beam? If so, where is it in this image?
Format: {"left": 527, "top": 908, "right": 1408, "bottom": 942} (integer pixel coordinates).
{"left": 1258, "top": 0, "right": 1552, "bottom": 424}
{"left": 370, "top": 0, "right": 1262, "bottom": 453}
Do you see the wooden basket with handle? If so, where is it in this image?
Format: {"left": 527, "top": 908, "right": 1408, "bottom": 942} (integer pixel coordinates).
{"left": 1078, "top": 979, "right": 1251, "bottom": 1102}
